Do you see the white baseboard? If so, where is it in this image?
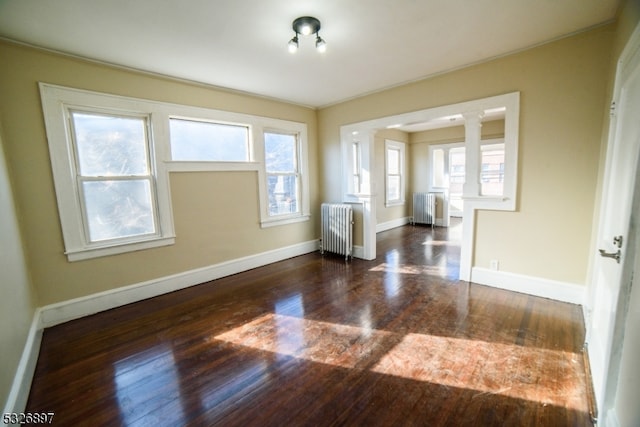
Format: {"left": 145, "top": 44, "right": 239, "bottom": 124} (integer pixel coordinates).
{"left": 376, "top": 217, "right": 410, "bottom": 233}
{"left": 3, "top": 310, "right": 43, "bottom": 415}
{"left": 352, "top": 245, "right": 365, "bottom": 259}
{"left": 40, "top": 240, "right": 319, "bottom": 328}
{"left": 471, "top": 267, "right": 586, "bottom": 305}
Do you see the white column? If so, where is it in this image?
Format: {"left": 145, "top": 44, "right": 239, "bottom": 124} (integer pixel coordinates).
{"left": 459, "top": 111, "right": 484, "bottom": 281}
{"left": 342, "top": 128, "right": 377, "bottom": 261}
{"left": 462, "top": 111, "right": 484, "bottom": 198}
{"left": 360, "top": 130, "right": 377, "bottom": 260}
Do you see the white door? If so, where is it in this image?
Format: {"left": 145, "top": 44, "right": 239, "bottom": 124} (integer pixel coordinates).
{"left": 587, "top": 23, "right": 640, "bottom": 412}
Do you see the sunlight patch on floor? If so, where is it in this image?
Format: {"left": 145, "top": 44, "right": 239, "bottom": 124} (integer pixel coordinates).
{"left": 371, "top": 332, "right": 587, "bottom": 411}
{"left": 369, "top": 262, "right": 447, "bottom": 276}
{"left": 214, "top": 313, "right": 587, "bottom": 411}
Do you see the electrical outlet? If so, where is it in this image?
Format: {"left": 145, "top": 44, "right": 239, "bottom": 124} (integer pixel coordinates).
{"left": 490, "top": 260, "right": 499, "bottom": 271}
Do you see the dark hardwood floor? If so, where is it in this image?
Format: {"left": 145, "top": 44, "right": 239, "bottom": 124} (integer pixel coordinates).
{"left": 25, "top": 221, "right": 592, "bottom": 426}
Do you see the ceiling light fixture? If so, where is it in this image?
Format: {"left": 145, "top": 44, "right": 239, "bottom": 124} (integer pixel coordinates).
{"left": 288, "top": 16, "right": 326, "bottom": 53}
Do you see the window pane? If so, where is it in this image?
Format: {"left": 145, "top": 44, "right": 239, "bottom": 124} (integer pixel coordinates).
{"left": 449, "top": 148, "right": 465, "bottom": 196}
{"left": 267, "top": 174, "right": 298, "bottom": 215}
{"left": 388, "top": 176, "right": 400, "bottom": 201}
{"left": 82, "top": 180, "right": 155, "bottom": 242}
{"left": 387, "top": 148, "right": 399, "bottom": 174}
{"left": 352, "top": 142, "right": 360, "bottom": 171}
{"left": 170, "top": 118, "right": 249, "bottom": 161}
{"left": 265, "top": 132, "right": 296, "bottom": 172}
{"left": 432, "top": 148, "right": 445, "bottom": 188}
{"left": 481, "top": 145, "right": 505, "bottom": 196}
{"left": 72, "top": 112, "right": 148, "bottom": 176}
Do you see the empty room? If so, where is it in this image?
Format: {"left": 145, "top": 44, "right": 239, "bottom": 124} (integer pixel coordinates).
{"left": 1, "top": 1, "right": 639, "bottom": 425}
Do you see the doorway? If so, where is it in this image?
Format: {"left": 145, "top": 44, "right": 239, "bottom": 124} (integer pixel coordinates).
{"left": 428, "top": 138, "right": 506, "bottom": 227}
{"left": 340, "top": 92, "right": 519, "bottom": 281}
{"left": 586, "top": 21, "right": 640, "bottom": 423}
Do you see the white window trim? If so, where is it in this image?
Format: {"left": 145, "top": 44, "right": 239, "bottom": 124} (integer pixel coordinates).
{"left": 40, "top": 83, "right": 176, "bottom": 261}
{"left": 384, "top": 139, "right": 406, "bottom": 207}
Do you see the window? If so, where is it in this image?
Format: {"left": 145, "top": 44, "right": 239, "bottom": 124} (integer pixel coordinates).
{"left": 480, "top": 143, "right": 505, "bottom": 196}
{"left": 165, "top": 103, "right": 310, "bottom": 228}
{"left": 264, "top": 132, "right": 300, "bottom": 216}
{"left": 449, "top": 147, "right": 466, "bottom": 201}
{"left": 352, "top": 141, "right": 361, "bottom": 193}
{"left": 385, "top": 140, "right": 405, "bottom": 206}
{"left": 71, "top": 111, "right": 157, "bottom": 242}
{"left": 41, "top": 84, "right": 175, "bottom": 261}
{"left": 432, "top": 148, "right": 446, "bottom": 188}
{"left": 169, "top": 118, "right": 249, "bottom": 161}
{"left": 42, "top": 84, "right": 310, "bottom": 253}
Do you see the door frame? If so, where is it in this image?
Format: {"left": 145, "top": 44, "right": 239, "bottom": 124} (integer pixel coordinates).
{"left": 586, "top": 20, "right": 640, "bottom": 418}
{"left": 339, "top": 92, "right": 520, "bottom": 282}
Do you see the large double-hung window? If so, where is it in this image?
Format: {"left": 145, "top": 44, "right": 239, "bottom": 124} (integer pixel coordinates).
{"left": 71, "top": 111, "right": 157, "bottom": 243}
{"left": 264, "top": 131, "right": 300, "bottom": 216}
{"left": 385, "top": 139, "right": 406, "bottom": 206}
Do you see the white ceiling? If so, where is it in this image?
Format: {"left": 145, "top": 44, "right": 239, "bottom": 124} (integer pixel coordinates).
{"left": 0, "top": 0, "right": 619, "bottom": 108}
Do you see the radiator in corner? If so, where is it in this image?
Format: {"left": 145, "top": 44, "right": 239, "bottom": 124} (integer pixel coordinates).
{"left": 320, "top": 203, "right": 353, "bottom": 260}
{"left": 411, "top": 192, "right": 436, "bottom": 227}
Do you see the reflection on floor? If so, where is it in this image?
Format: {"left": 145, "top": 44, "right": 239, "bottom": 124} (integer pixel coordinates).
{"left": 26, "top": 222, "right": 592, "bottom": 426}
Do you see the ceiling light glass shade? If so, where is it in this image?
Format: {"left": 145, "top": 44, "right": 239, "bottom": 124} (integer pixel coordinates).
{"left": 288, "top": 36, "right": 299, "bottom": 53}
{"left": 315, "top": 36, "right": 326, "bottom": 52}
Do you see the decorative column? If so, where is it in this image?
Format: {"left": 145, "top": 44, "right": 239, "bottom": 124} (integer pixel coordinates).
{"left": 343, "top": 128, "right": 377, "bottom": 261}
{"left": 462, "top": 111, "right": 484, "bottom": 198}
{"left": 360, "top": 130, "right": 377, "bottom": 260}
{"left": 459, "top": 110, "right": 484, "bottom": 281}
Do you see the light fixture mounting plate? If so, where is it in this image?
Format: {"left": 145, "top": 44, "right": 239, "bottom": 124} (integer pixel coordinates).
{"left": 292, "top": 16, "right": 321, "bottom": 35}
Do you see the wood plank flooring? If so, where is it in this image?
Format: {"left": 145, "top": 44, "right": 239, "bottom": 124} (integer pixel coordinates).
{"left": 25, "top": 222, "right": 592, "bottom": 426}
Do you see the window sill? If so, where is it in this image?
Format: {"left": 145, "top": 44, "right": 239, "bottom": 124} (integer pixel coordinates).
{"left": 385, "top": 200, "right": 405, "bottom": 208}
{"left": 260, "top": 214, "right": 310, "bottom": 228}
{"left": 65, "top": 236, "right": 176, "bottom": 262}
{"left": 461, "top": 195, "right": 508, "bottom": 202}
{"left": 165, "top": 161, "right": 260, "bottom": 172}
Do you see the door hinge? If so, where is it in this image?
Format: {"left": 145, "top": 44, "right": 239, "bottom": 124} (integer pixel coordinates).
{"left": 610, "top": 101, "right": 617, "bottom": 117}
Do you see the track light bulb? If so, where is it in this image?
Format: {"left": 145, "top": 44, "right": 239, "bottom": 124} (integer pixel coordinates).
{"left": 288, "top": 36, "right": 299, "bottom": 53}
{"left": 300, "top": 24, "right": 313, "bottom": 36}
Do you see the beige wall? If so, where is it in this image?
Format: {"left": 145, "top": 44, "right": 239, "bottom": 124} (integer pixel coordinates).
{"left": 0, "top": 127, "right": 36, "bottom": 409}
{"left": 318, "top": 25, "right": 613, "bottom": 285}
{"left": 0, "top": 41, "right": 319, "bottom": 306}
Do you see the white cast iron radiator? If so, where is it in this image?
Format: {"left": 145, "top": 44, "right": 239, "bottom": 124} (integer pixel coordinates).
{"left": 320, "top": 203, "right": 353, "bottom": 260}
{"left": 411, "top": 192, "right": 436, "bottom": 227}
